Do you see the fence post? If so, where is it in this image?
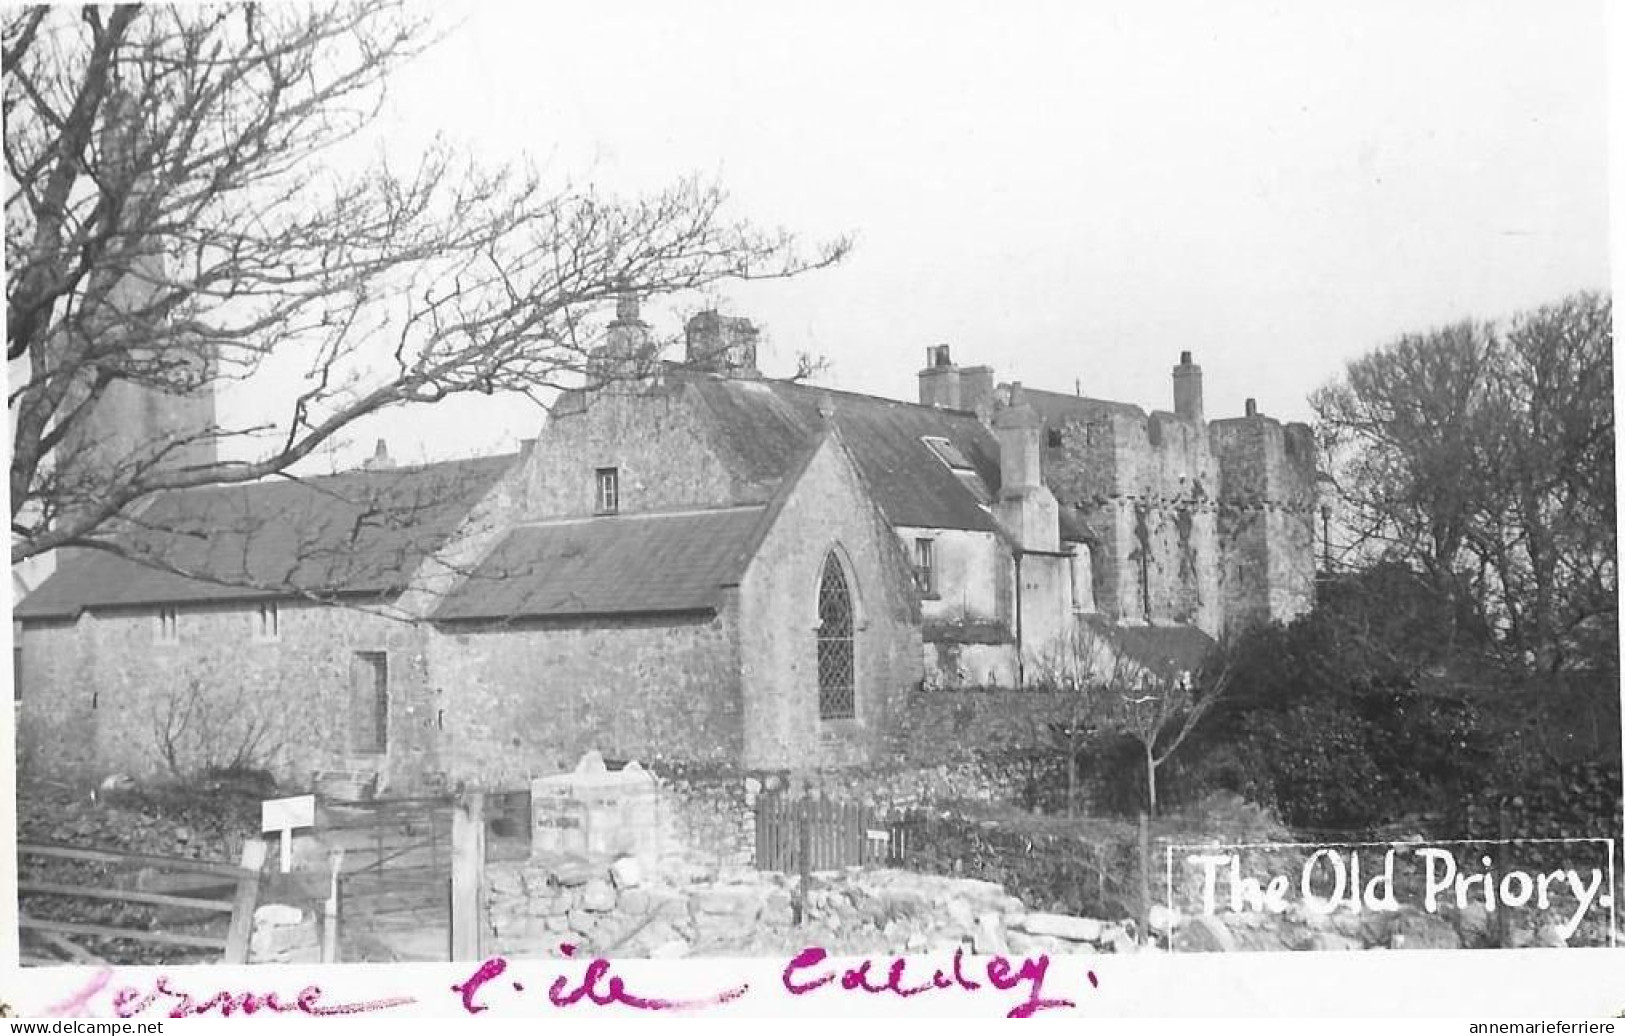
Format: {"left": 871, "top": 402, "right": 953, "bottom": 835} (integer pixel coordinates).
{"left": 794, "top": 797, "right": 812, "bottom": 925}
{"left": 1495, "top": 806, "right": 1513, "bottom": 948}
{"left": 451, "top": 791, "right": 486, "bottom": 961}
{"left": 223, "top": 836, "right": 268, "bottom": 964}
{"left": 1137, "top": 811, "right": 1152, "bottom": 947}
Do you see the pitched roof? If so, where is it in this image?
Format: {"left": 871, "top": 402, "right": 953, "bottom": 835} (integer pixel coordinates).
{"left": 1082, "top": 615, "right": 1217, "bottom": 678}
{"left": 1023, "top": 386, "right": 1147, "bottom": 425}
{"left": 432, "top": 507, "right": 766, "bottom": 622}
{"left": 15, "top": 454, "right": 517, "bottom": 620}
{"left": 678, "top": 371, "right": 1003, "bottom": 533}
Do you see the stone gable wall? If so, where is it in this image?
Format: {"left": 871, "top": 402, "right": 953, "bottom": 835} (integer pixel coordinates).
{"left": 517, "top": 383, "right": 751, "bottom": 520}
{"left": 737, "top": 435, "right": 923, "bottom": 770}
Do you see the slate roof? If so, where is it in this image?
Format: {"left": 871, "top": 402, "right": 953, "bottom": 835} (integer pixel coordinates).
{"left": 1082, "top": 615, "right": 1217, "bottom": 678}
{"left": 677, "top": 370, "right": 1003, "bottom": 533}
{"left": 432, "top": 507, "right": 766, "bottom": 621}
{"left": 1023, "top": 386, "right": 1148, "bottom": 426}
{"left": 14, "top": 454, "right": 517, "bottom": 620}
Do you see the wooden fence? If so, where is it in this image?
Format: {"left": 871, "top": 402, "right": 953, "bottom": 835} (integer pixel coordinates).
{"left": 754, "top": 794, "right": 906, "bottom": 872}
{"left": 17, "top": 840, "right": 266, "bottom": 966}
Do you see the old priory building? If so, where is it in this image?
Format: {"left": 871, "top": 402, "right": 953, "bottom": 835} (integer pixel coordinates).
{"left": 14, "top": 301, "right": 1318, "bottom": 791}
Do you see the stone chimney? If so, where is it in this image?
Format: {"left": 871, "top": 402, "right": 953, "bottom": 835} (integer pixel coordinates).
{"left": 1173, "top": 350, "right": 1204, "bottom": 425}
{"left": 589, "top": 290, "right": 655, "bottom": 381}
{"left": 363, "top": 438, "right": 395, "bottom": 471}
{"left": 684, "top": 310, "right": 760, "bottom": 377}
{"left": 1245, "top": 397, "right": 1258, "bottom": 418}
{"left": 917, "top": 344, "right": 960, "bottom": 409}
{"left": 960, "top": 365, "right": 996, "bottom": 415}
{"left": 994, "top": 383, "right": 1059, "bottom": 552}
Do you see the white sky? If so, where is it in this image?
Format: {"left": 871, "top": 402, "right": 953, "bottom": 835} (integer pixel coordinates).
{"left": 244, "top": 0, "right": 1612, "bottom": 467}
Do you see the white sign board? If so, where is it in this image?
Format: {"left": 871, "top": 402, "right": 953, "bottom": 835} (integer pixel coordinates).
{"left": 261, "top": 795, "right": 317, "bottom": 873}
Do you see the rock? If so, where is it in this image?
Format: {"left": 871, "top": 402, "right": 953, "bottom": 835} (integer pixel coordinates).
{"left": 946, "top": 898, "right": 976, "bottom": 930}
{"left": 1454, "top": 904, "right": 1492, "bottom": 946}
{"left": 618, "top": 888, "right": 651, "bottom": 916}
{"left": 1016, "top": 912, "right": 1104, "bottom": 943}
{"left": 547, "top": 854, "right": 599, "bottom": 887}
{"left": 581, "top": 878, "right": 616, "bottom": 912}
{"left": 1533, "top": 923, "right": 1568, "bottom": 948}
{"left": 1108, "top": 927, "right": 1139, "bottom": 954}
{"left": 695, "top": 885, "right": 763, "bottom": 919}
{"left": 973, "top": 912, "right": 1009, "bottom": 955}
{"left": 1148, "top": 904, "right": 1182, "bottom": 933}
{"left": 649, "top": 938, "right": 691, "bottom": 959}
{"left": 1307, "top": 931, "right": 1363, "bottom": 952}
{"left": 254, "top": 903, "right": 304, "bottom": 926}
{"left": 1174, "top": 915, "right": 1240, "bottom": 953}
{"left": 878, "top": 887, "right": 927, "bottom": 920}
{"left": 1388, "top": 910, "right": 1462, "bottom": 950}
{"left": 610, "top": 856, "right": 643, "bottom": 890}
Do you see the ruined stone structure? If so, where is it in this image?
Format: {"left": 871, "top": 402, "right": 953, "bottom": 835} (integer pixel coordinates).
{"left": 14, "top": 301, "right": 1316, "bottom": 792}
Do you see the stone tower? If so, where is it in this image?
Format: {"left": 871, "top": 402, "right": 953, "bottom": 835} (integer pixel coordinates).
{"left": 56, "top": 89, "right": 217, "bottom": 490}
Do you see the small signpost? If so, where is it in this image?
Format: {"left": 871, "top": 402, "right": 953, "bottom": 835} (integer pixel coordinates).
{"left": 261, "top": 795, "right": 316, "bottom": 874}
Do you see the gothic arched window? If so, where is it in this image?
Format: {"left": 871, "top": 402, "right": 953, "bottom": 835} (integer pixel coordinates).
{"left": 816, "top": 552, "right": 856, "bottom": 720}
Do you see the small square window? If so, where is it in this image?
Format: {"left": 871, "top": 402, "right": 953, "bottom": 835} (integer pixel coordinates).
{"left": 595, "top": 467, "right": 619, "bottom": 514}
{"left": 155, "top": 607, "right": 179, "bottom": 645}
{"left": 913, "top": 538, "right": 937, "bottom": 597}
{"left": 255, "top": 602, "right": 280, "bottom": 642}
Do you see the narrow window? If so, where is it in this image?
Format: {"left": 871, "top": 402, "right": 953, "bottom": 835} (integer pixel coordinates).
{"left": 350, "top": 651, "right": 389, "bottom": 754}
{"left": 816, "top": 553, "right": 856, "bottom": 720}
{"left": 913, "top": 537, "right": 937, "bottom": 597}
{"left": 155, "top": 607, "right": 179, "bottom": 645}
{"left": 255, "top": 602, "right": 280, "bottom": 642}
{"left": 595, "top": 467, "right": 619, "bottom": 514}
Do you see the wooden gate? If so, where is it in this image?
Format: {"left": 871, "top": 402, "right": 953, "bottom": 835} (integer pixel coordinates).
{"left": 17, "top": 840, "right": 264, "bottom": 966}
{"left": 753, "top": 793, "right": 905, "bottom": 872}
{"left": 322, "top": 795, "right": 454, "bottom": 962}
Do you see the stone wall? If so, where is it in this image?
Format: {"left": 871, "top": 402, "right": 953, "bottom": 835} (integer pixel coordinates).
{"left": 18, "top": 600, "right": 438, "bottom": 789}
{"left": 431, "top": 606, "right": 745, "bottom": 785}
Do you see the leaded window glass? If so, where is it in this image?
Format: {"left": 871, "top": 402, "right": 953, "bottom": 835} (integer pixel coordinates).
{"left": 817, "top": 553, "right": 855, "bottom": 719}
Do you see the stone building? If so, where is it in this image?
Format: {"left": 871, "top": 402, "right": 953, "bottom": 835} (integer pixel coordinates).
{"left": 14, "top": 301, "right": 1317, "bottom": 791}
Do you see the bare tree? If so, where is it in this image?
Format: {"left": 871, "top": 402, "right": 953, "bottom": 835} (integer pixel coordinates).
{"left": 7, "top": 1, "right": 849, "bottom": 566}
{"left": 1312, "top": 293, "right": 1615, "bottom": 674}
{"left": 1041, "top": 625, "right": 1231, "bottom": 817}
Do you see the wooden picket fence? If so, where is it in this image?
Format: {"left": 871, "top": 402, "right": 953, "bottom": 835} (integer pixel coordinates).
{"left": 753, "top": 793, "right": 905, "bottom": 872}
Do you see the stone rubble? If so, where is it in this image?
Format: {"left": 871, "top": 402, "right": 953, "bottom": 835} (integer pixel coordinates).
{"left": 487, "top": 852, "right": 1531, "bottom": 959}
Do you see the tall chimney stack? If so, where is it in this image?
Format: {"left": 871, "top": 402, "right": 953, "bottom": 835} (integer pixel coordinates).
{"left": 994, "top": 383, "right": 1059, "bottom": 552}
{"left": 1173, "top": 350, "right": 1204, "bottom": 425}
{"left": 917, "top": 344, "right": 961, "bottom": 409}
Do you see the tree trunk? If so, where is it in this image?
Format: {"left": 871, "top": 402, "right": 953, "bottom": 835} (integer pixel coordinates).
{"left": 1145, "top": 740, "right": 1158, "bottom": 817}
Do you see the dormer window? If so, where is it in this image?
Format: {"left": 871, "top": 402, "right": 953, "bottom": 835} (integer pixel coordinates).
{"left": 595, "top": 467, "right": 619, "bottom": 514}
{"left": 921, "top": 436, "right": 973, "bottom": 472}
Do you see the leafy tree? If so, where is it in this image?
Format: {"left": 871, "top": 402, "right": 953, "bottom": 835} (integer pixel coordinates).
{"left": 6, "top": 1, "right": 847, "bottom": 566}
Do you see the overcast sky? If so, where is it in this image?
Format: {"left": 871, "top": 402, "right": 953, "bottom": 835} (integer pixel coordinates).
{"left": 249, "top": 0, "right": 1613, "bottom": 468}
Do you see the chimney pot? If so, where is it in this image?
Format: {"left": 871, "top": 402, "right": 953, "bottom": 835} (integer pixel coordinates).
{"left": 1180, "top": 350, "right": 1193, "bottom": 365}
{"left": 1245, "top": 398, "right": 1258, "bottom": 417}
